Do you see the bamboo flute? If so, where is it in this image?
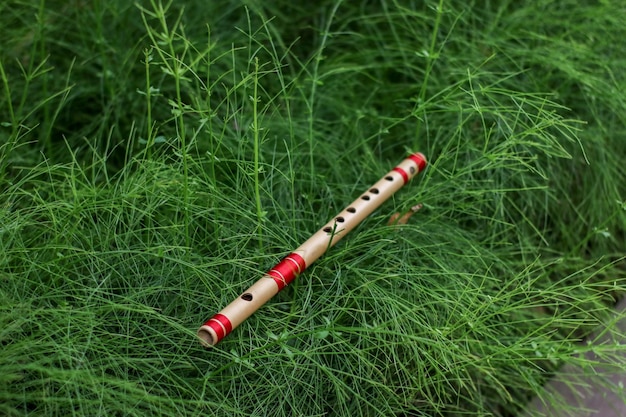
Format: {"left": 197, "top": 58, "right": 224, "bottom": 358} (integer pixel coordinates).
{"left": 198, "top": 152, "right": 427, "bottom": 347}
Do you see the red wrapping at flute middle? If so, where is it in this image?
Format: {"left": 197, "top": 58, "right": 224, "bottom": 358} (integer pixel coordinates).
{"left": 267, "top": 253, "right": 306, "bottom": 290}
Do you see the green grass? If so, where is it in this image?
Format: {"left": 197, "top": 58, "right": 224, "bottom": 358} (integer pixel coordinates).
{"left": 1, "top": 0, "right": 625, "bottom": 416}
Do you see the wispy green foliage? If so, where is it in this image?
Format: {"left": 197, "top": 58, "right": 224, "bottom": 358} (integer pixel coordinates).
{"left": 1, "top": 1, "right": 624, "bottom": 416}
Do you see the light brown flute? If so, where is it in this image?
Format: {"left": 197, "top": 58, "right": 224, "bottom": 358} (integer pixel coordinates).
{"left": 198, "top": 153, "right": 427, "bottom": 347}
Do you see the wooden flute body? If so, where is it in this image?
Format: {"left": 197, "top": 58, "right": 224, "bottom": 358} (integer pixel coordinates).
{"left": 198, "top": 153, "right": 427, "bottom": 346}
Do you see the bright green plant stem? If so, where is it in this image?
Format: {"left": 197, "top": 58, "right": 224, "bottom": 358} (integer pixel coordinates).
{"left": 252, "top": 57, "right": 264, "bottom": 252}
{"left": 414, "top": 0, "right": 445, "bottom": 140}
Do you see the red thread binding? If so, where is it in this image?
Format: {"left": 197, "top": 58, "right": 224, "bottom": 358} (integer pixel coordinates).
{"left": 267, "top": 253, "right": 306, "bottom": 290}
{"left": 205, "top": 313, "right": 233, "bottom": 342}
{"left": 393, "top": 167, "right": 409, "bottom": 184}
{"left": 408, "top": 153, "right": 427, "bottom": 172}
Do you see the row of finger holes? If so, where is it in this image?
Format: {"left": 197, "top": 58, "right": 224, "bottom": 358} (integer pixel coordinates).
{"left": 323, "top": 176, "right": 394, "bottom": 234}
{"left": 361, "top": 186, "right": 381, "bottom": 201}
{"left": 324, "top": 214, "right": 346, "bottom": 233}
{"left": 247, "top": 179, "right": 398, "bottom": 297}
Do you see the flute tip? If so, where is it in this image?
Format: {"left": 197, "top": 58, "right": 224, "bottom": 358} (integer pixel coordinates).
{"left": 198, "top": 324, "right": 220, "bottom": 347}
{"left": 409, "top": 153, "right": 427, "bottom": 172}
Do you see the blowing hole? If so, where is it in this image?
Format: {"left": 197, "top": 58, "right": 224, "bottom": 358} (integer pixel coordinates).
{"left": 410, "top": 167, "right": 416, "bottom": 174}
{"left": 241, "top": 293, "right": 253, "bottom": 301}
{"left": 385, "top": 176, "right": 394, "bottom": 181}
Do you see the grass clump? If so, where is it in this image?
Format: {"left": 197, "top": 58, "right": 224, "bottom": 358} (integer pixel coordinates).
{"left": 1, "top": 1, "right": 625, "bottom": 416}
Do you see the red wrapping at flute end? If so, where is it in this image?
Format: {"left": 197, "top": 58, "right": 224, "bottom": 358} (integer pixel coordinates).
{"left": 198, "top": 253, "right": 307, "bottom": 347}
{"left": 409, "top": 152, "right": 427, "bottom": 173}
{"left": 198, "top": 313, "right": 232, "bottom": 347}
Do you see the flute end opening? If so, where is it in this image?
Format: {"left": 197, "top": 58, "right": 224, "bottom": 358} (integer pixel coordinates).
{"left": 197, "top": 326, "right": 217, "bottom": 347}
